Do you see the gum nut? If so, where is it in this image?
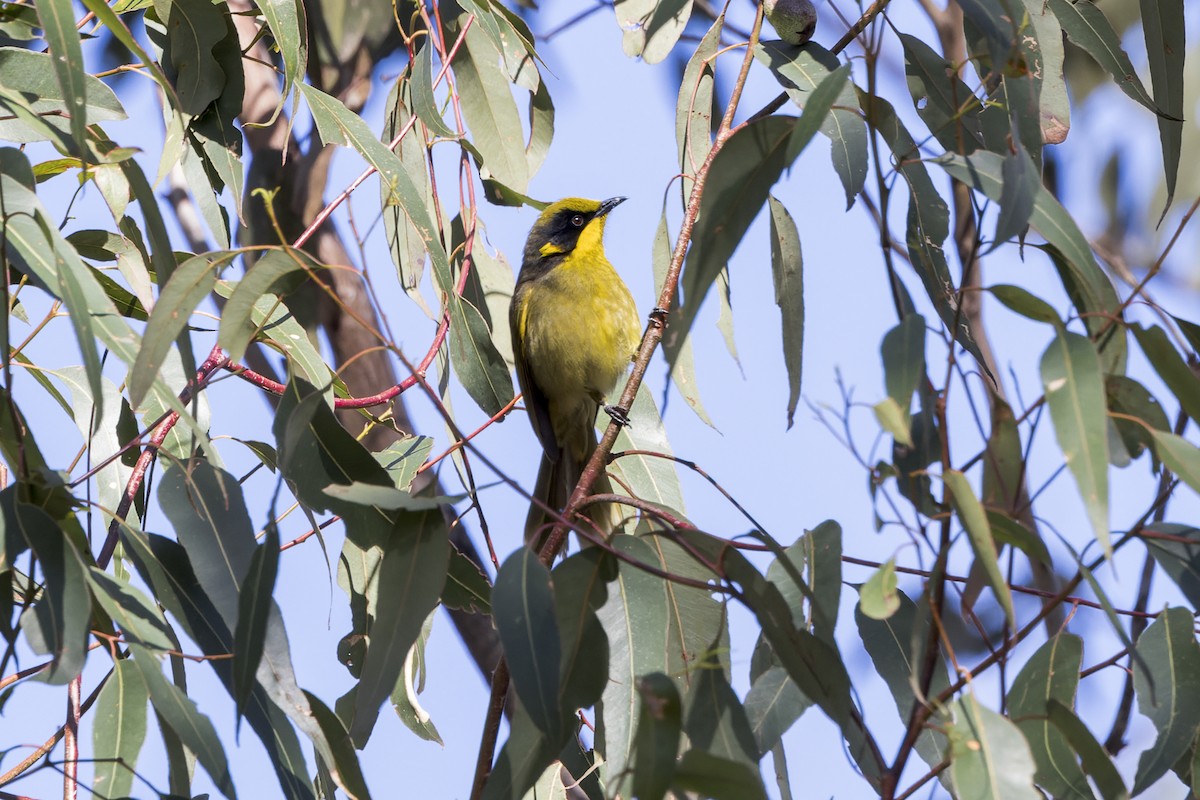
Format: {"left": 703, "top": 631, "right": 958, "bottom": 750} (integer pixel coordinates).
{"left": 765, "top": 0, "right": 817, "bottom": 45}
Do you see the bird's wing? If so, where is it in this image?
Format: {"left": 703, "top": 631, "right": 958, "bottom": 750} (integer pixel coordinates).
{"left": 511, "top": 284, "right": 561, "bottom": 463}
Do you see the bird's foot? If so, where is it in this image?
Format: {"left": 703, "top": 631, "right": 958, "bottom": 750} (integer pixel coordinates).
{"left": 604, "top": 404, "right": 631, "bottom": 428}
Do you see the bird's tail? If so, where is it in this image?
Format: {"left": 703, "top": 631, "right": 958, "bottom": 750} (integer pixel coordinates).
{"left": 525, "top": 427, "right": 622, "bottom": 550}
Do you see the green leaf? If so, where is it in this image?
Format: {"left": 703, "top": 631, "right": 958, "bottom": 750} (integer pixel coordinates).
{"left": 684, "top": 652, "right": 759, "bottom": 766}
{"left": 858, "top": 559, "right": 900, "bottom": 620}
{"left": 442, "top": 544, "right": 492, "bottom": 615}
{"left": 410, "top": 40, "right": 457, "bottom": 139}
{"left": 988, "top": 284, "right": 1061, "bottom": 324}
{"left": 1107, "top": 376, "right": 1170, "bottom": 464}
{"left": 900, "top": 33, "right": 985, "bottom": 153}
{"left": 767, "top": 195, "right": 804, "bottom": 428}
{"left": 755, "top": 42, "right": 865, "bottom": 207}
{"left": 678, "top": 115, "right": 795, "bottom": 346}
{"left": 671, "top": 749, "right": 768, "bottom": 800}
{"left": 611, "top": 387, "right": 687, "bottom": 514}
{"left": 945, "top": 469, "right": 1015, "bottom": 626}
{"left": 1131, "top": 607, "right": 1200, "bottom": 794}
{"left": 1040, "top": 329, "right": 1110, "bottom": 555}
{"left": 1131, "top": 324, "right": 1200, "bottom": 424}
{"left": 233, "top": 517, "right": 280, "bottom": 721}
{"left": 130, "top": 251, "right": 237, "bottom": 408}
{"left": 786, "top": 64, "right": 851, "bottom": 164}
{"left": 304, "top": 692, "right": 372, "bottom": 800}
{"left": 675, "top": 15, "right": 720, "bottom": 204}
{"left": 349, "top": 509, "right": 448, "bottom": 746}
{"left": 631, "top": 673, "right": 682, "bottom": 800}
{"left": 1046, "top": 0, "right": 1161, "bottom": 115}
{"left": 937, "top": 153, "right": 1125, "bottom": 369}
{"left": 1007, "top": 634, "right": 1094, "bottom": 799}
{"left": 251, "top": 0, "right": 306, "bottom": 109}
{"left": 88, "top": 568, "right": 176, "bottom": 651}
{"left": 92, "top": 659, "right": 149, "bottom": 799}
{"left": 34, "top": 0, "right": 88, "bottom": 157}
{"left": 597, "top": 534, "right": 670, "bottom": 785}
{"left": 218, "top": 248, "right": 314, "bottom": 362}
{"left": 213, "top": 280, "right": 330, "bottom": 386}
{"left": 299, "top": 83, "right": 451, "bottom": 287}
{"left": 614, "top": 0, "right": 693, "bottom": 64}
{"left": 49, "top": 367, "right": 135, "bottom": 516}
{"left": 153, "top": 0, "right": 228, "bottom": 114}
{"left": 856, "top": 589, "right": 949, "bottom": 777}
{"left": 656, "top": 208, "right": 712, "bottom": 426}
{"left": 1138, "top": 0, "right": 1184, "bottom": 220}
{"left": 450, "top": 294, "right": 514, "bottom": 416}
{"left": 1141, "top": 523, "right": 1200, "bottom": 608}
{"left": 986, "top": 512, "right": 1051, "bottom": 567}
{"left": 130, "top": 644, "right": 238, "bottom": 799}
{"left": 390, "top": 610, "right": 441, "bottom": 745}
{"left": 744, "top": 664, "right": 810, "bottom": 753}
{"left": 1045, "top": 701, "right": 1129, "bottom": 800}
{"left": 874, "top": 397, "right": 914, "bottom": 448}
{"left": 0, "top": 48, "right": 126, "bottom": 144}
{"left": 881, "top": 314, "right": 925, "bottom": 414}
{"left": 948, "top": 694, "right": 1041, "bottom": 800}
{"left": 16, "top": 504, "right": 89, "bottom": 684}
{"left": 454, "top": 19, "right": 530, "bottom": 193}
{"left": 995, "top": 145, "right": 1037, "bottom": 247}
{"left": 494, "top": 548, "right": 563, "bottom": 743}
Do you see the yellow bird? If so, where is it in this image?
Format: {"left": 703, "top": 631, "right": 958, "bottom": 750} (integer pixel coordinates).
{"left": 509, "top": 197, "right": 641, "bottom": 544}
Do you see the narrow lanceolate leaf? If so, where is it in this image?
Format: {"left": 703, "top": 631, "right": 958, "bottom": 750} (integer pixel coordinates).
{"left": 449, "top": 295, "right": 514, "bottom": 417}
{"left": 1141, "top": 523, "right": 1200, "bottom": 608}
{"left": 744, "top": 664, "right": 810, "bottom": 753}
{"left": 676, "top": 15, "right": 721, "bottom": 204}
{"left": 1131, "top": 607, "right": 1200, "bottom": 794}
{"left": 936, "top": 152, "right": 1124, "bottom": 370}
{"left": 856, "top": 590, "right": 949, "bottom": 778}
{"left": 250, "top": 0, "right": 306, "bottom": 106}
{"left": 1040, "top": 330, "right": 1109, "bottom": 556}
{"left": 631, "top": 673, "right": 682, "bottom": 800}
{"left": 684, "top": 652, "right": 759, "bottom": 766}
{"left": 93, "top": 659, "right": 149, "bottom": 799}
{"left": 786, "top": 64, "right": 851, "bottom": 164}
{"left": 597, "top": 535, "right": 670, "bottom": 786}
{"left": 219, "top": 248, "right": 318, "bottom": 363}
{"left": 453, "top": 20, "right": 529, "bottom": 193}
{"left": 16, "top": 504, "right": 89, "bottom": 684}
{"left": 1045, "top": 0, "right": 1162, "bottom": 116}
{"left": 155, "top": 0, "right": 228, "bottom": 114}
{"left": 754, "top": 42, "right": 865, "bottom": 207}
{"left": 130, "top": 645, "right": 238, "bottom": 799}
{"left": 299, "top": 83, "right": 450, "bottom": 287}
{"left": 944, "top": 470, "right": 1015, "bottom": 627}
{"left": 1045, "top": 701, "right": 1129, "bottom": 800}
{"left": 881, "top": 314, "right": 925, "bottom": 414}
{"left": 671, "top": 749, "right": 768, "bottom": 800}
{"left": 130, "top": 251, "right": 238, "bottom": 408}
{"left": 494, "top": 548, "right": 563, "bottom": 744}
{"left": 234, "top": 518, "right": 280, "bottom": 721}
{"left": 350, "top": 509, "right": 449, "bottom": 746}
{"left": 34, "top": 0, "right": 87, "bottom": 157}
{"left": 1131, "top": 324, "right": 1200, "bottom": 425}
{"left": 0, "top": 49, "right": 125, "bottom": 144}
{"left": 767, "top": 195, "right": 804, "bottom": 428}
{"left": 1007, "top": 635, "right": 1094, "bottom": 800}
{"left": 949, "top": 695, "right": 1041, "bottom": 799}
{"left": 1140, "top": 0, "right": 1184, "bottom": 222}
{"left": 678, "top": 115, "right": 795, "bottom": 346}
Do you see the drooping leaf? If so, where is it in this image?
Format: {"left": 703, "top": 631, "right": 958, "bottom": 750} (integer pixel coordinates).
{"left": 944, "top": 470, "right": 1015, "bottom": 626}
{"left": 1046, "top": 0, "right": 1161, "bottom": 115}
{"left": 233, "top": 516, "right": 280, "bottom": 721}
{"left": 856, "top": 589, "right": 949, "bottom": 777}
{"left": 671, "top": 749, "right": 768, "bottom": 800}
{"left": 1131, "top": 607, "right": 1200, "bottom": 794}
{"left": 1007, "top": 634, "right": 1094, "bottom": 799}
{"left": 1141, "top": 523, "right": 1200, "bottom": 608}
{"left": 948, "top": 694, "right": 1040, "bottom": 799}
{"left": 0, "top": 48, "right": 126, "bottom": 144}
{"left": 87, "top": 568, "right": 176, "bottom": 651}
{"left": 677, "top": 115, "right": 795, "bottom": 347}
{"left": 744, "top": 664, "right": 810, "bottom": 753}
{"left": 1106, "top": 376, "right": 1170, "bottom": 465}
{"left": 675, "top": 15, "right": 720, "bottom": 204}
{"left": 1139, "top": 0, "right": 1184, "bottom": 222}
{"left": 597, "top": 534, "right": 670, "bottom": 786}
{"left": 218, "top": 248, "right": 319, "bottom": 363}
{"left": 1045, "top": 701, "right": 1129, "bottom": 800}
{"left": 1040, "top": 329, "right": 1110, "bottom": 556}
{"left": 684, "top": 650, "right": 759, "bottom": 766}
{"left": 1130, "top": 324, "right": 1200, "bottom": 425}
{"left": 494, "top": 547, "right": 563, "bottom": 744}
{"left": 449, "top": 293, "right": 515, "bottom": 416}
{"left": 130, "top": 645, "right": 238, "bottom": 799}
{"left": 900, "top": 33, "right": 986, "bottom": 153}
{"left": 92, "top": 658, "right": 149, "bottom": 799}
{"left": 767, "top": 195, "right": 804, "bottom": 428}
{"left": 631, "top": 672, "right": 682, "bottom": 800}
{"left": 33, "top": 0, "right": 88, "bottom": 157}
{"left": 614, "top": 0, "right": 692, "bottom": 64}
{"left": 153, "top": 0, "right": 228, "bottom": 114}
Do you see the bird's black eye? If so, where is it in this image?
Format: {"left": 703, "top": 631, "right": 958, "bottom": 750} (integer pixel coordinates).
{"left": 570, "top": 214, "right": 585, "bottom": 227}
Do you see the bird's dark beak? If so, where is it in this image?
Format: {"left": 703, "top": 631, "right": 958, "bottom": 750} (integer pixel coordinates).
{"left": 597, "top": 196, "right": 627, "bottom": 217}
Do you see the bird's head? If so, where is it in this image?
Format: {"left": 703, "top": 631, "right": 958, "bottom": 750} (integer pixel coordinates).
{"left": 521, "top": 196, "right": 626, "bottom": 268}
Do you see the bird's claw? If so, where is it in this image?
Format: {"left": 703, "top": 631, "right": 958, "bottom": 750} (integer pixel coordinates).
{"left": 604, "top": 404, "right": 631, "bottom": 428}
